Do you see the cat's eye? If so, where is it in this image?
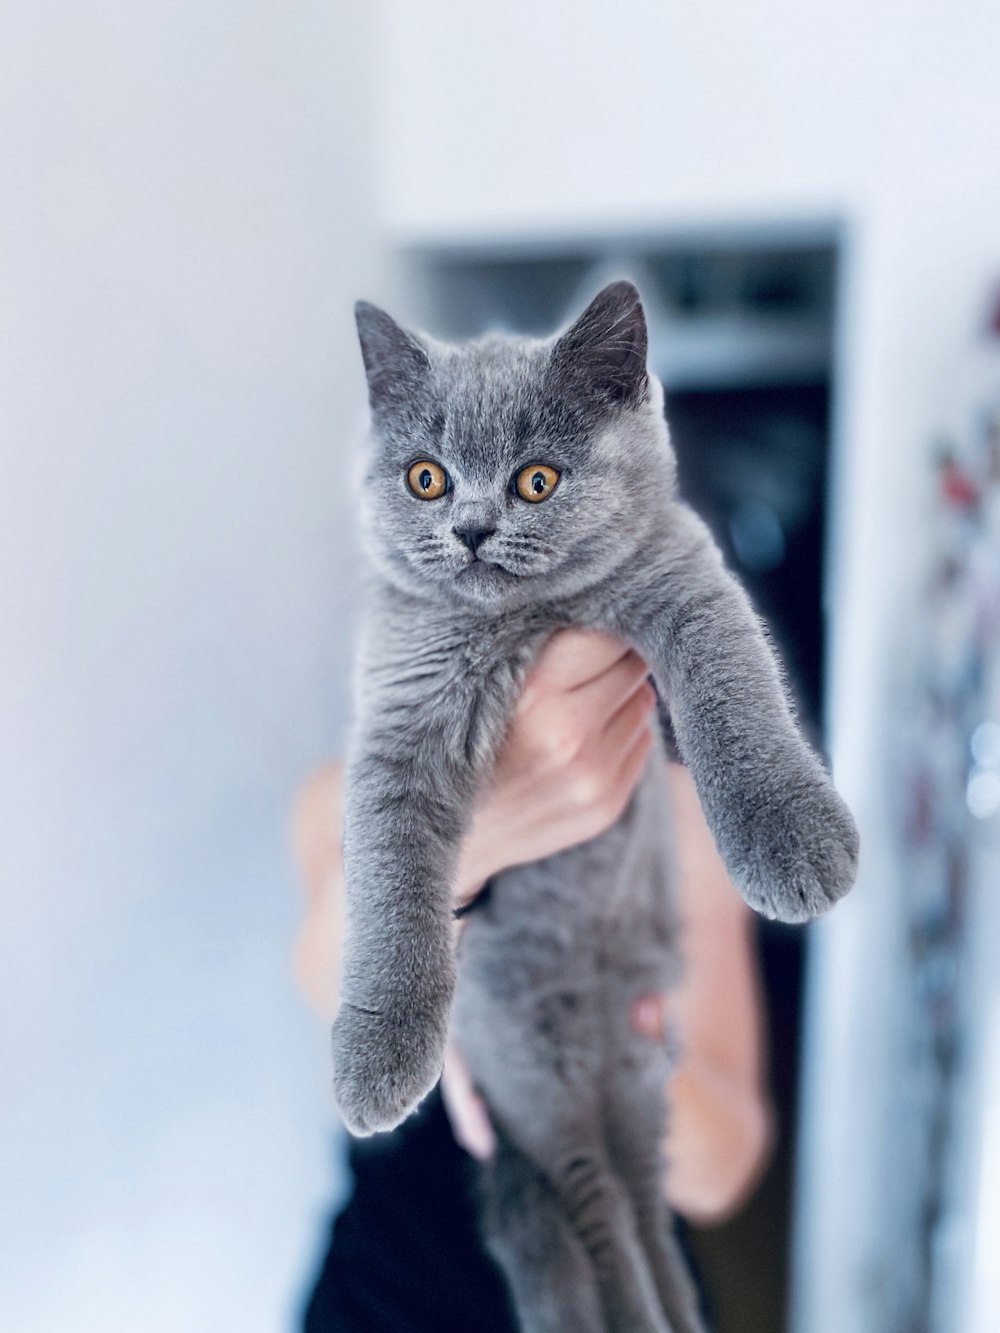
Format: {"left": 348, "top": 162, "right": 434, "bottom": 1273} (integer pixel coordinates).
{"left": 514, "top": 464, "right": 560, "bottom": 503}
{"left": 406, "top": 459, "right": 449, "bottom": 500}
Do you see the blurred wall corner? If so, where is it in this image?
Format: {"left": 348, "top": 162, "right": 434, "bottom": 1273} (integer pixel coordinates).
{"left": 888, "top": 295, "right": 1000, "bottom": 1333}
{"left": 794, "top": 240, "right": 1000, "bottom": 1333}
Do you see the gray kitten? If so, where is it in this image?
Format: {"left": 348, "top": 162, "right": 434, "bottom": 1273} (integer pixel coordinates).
{"left": 333, "top": 282, "right": 859, "bottom": 1331}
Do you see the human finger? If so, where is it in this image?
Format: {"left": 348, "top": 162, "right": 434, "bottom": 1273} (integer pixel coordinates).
{"left": 441, "top": 1045, "right": 496, "bottom": 1161}
{"left": 563, "top": 683, "right": 655, "bottom": 806}
{"left": 595, "top": 676, "right": 657, "bottom": 755}
{"left": 517, "top": 672, "right": 653, "bottom": 781}
{"left": 563, "top": 717, "right": 653, "bottom": 832}
{"left": 562, "top": 681, "right": 656, "bottom": 797}
{"left": 568, "top": 649, "right": 652, "bottom": 727}
{"left": 520, "top": 658, "right": 652, "bottom": 772}
{"left": 522, "top": 628, "right": 629, "bottom": 700}
{"left": 607, "top": 723, "right": 655, "bottom": 814}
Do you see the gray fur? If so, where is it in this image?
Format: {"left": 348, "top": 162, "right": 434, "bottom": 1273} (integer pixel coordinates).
{"left": 455, "top": 748, "right": 704, "bottom": 1332}
{"left": 332, "top": 281, "right": 859, "bottom": 1330}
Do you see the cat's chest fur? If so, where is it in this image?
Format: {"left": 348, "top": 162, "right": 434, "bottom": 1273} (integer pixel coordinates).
{"left": 354, "top": 574, "right": 684, "bottom": 1013}
{"left": 355, "top": 581, "right": 579, "bottom": 764}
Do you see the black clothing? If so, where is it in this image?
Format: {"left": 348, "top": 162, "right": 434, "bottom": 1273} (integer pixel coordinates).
{"left": 302, "top": 1088, "right": 707, "bottom": 1333}
{"left": 303, "top": 1088, "right": 518, "bottom": 1332}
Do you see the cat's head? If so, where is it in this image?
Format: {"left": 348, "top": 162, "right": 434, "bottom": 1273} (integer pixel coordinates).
{"left": 353, "top": 281, "right": 675, "bottom": 609}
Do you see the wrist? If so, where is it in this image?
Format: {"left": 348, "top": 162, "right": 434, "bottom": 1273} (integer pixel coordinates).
{"left": 453, "top": 848, "right": 493, "bottom": 909}
{"left": 454, "top": 812, "right": 505, "bottom": 907}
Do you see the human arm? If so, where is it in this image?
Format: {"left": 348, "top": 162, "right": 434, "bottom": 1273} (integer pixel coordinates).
{"left": 656, "top": 761, "right": 774, "bottom": 1223}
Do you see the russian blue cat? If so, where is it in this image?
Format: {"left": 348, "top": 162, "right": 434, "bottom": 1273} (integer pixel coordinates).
{"left": 332, "top": 281, "right": 858, "bottom": 1331}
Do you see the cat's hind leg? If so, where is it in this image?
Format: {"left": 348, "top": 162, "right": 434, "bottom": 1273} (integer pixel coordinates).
{"left": 553, "top": 1143, "right": 675, "bottom": 1333}
{"left": 480, "top": 1077, "right": 673, "bottom": 1332}
{"left": 458, "top": 908, "right": 674, "bottom": 1332}
{"left": 603, "top": 1002, "right": 706, "bottom": 1333}
{"left": 483, "top": 1137, "right": 604, "bottom": 1333}
{"left": 607, "top": 1128, "right": 704, "bottom": 1333}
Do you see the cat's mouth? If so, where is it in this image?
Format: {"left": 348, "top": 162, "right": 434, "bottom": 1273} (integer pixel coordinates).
{"left": 453, "top": 556, "right": 520, "bottom": 594}
{"left": 457, "top": 558, "right": 514, "bottom": 581}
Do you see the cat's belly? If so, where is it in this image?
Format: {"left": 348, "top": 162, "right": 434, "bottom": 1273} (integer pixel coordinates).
{"left": 452, "top": 748, "right": 683, "bottom": 1054}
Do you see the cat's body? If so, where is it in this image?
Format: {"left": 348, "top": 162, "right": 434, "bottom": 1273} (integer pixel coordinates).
{"left": 455, "top": 737, "right": 702, "bottom": 1333}
{"left": 333, "top": 282, "right": 859, "bottom": 1332}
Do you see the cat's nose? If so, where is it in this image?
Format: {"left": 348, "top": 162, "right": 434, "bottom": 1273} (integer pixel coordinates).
{"left": 453, "top": 526, "right": 495, "bottom": 555}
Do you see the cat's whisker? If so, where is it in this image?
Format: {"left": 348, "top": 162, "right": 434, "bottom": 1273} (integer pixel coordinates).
{"left": 497, "top": 534, "right": 558, "bottom": 553}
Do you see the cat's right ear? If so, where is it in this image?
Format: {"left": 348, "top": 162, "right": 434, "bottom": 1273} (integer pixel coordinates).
{"left": 549, "top": 280, "right": 648, "bottom": 408}
{"left": 354, "top": 301, "right": 431, "bottom": 418}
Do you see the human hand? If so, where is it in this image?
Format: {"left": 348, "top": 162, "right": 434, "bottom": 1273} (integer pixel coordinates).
{"left": 453, "top": 629, "right": 657, "bottom": 906}
{"left": 440, "top": 1044, "right": 495, "bottom": 1161}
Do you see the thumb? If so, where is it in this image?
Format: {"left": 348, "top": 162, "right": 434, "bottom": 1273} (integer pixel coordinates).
{"left": 441, "top": 1043, "right": 496, "bottom": 1161}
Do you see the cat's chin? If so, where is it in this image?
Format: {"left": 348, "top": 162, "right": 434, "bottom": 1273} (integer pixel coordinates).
{"left": 453, "top": 560, "right": 519, "bottom": 603}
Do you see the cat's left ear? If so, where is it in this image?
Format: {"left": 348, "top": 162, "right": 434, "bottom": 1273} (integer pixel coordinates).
{"left": 549, "top": 280, "right": 649, "bottom": 407}
{"left": 354, "top": 300, "right": 431, "bottom": 419}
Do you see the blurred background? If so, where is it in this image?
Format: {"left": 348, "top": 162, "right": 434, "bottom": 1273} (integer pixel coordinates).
{"left": 2, "top": 2, "right": 999, "bottom": 1331}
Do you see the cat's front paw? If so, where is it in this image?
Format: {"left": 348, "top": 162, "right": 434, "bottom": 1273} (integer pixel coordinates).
{"left": 331, "top": 1000, "right": 448, "bottom": 1136}
{"left": 735, "top": 777, "right": 859, "bottom": 924}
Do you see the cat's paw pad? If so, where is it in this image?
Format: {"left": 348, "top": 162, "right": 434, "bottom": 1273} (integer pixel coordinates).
{"left": 737, "top": 781, "right": 859, "bottom": 924}
{"left": 331, "top": 1002, "right": 447, "bottom": 1136}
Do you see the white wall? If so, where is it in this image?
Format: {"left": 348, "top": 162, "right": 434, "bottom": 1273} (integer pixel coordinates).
{"left": 378, "top": 0, "right": 997, "bottom": 239}
{"left": 375, "top": 3, "right": 1000, "bottom": 1330}
{"left": 0, "top": 4, "right": 381, "bottom": 1329}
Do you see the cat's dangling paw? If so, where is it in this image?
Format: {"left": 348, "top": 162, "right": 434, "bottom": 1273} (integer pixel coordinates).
{"left": 732, "top": 772, "right": 859, "bottom": 924}
{"left": 331, "top": 999, "right": 448, "bottom": 1136}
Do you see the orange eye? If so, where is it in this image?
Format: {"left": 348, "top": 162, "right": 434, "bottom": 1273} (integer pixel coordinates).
{"left": 406, "top": 460, "right": 449, "bottom": 499}
{"left": 515, "top": 464, "right": 560, "bottom": 503}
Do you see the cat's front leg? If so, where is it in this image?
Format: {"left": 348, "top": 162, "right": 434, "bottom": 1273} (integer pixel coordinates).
{"left": 628, "top": 507, "right": 858, "bottom": 924}
{"left": 331, "top": 629, "right": 527, "bottom": 1136}
{"left": 331, "top": 731, "right": 466, "bottom": 1135}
